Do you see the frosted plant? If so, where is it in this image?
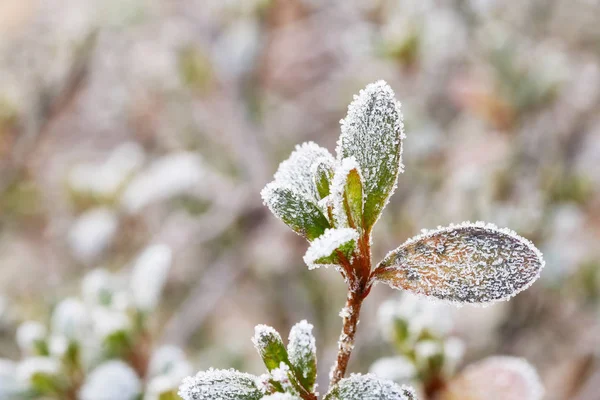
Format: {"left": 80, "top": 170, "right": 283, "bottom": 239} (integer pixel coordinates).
{"left": 179, "top": 80, "right": 545, "bottom": 399}
{"left": 1, "top": 244, "right": 191, "bottom": 400}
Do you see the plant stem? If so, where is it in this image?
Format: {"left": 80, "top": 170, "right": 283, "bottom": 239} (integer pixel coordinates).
{"left": 329, "top": 289, "right": 365, "bottom": 387}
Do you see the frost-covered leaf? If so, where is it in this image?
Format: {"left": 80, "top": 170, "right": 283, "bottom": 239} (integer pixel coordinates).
{"left": 303, "top": 228, "right": 359, "bottom": 270}
{"left": 331, "top": 158, "right": 364, "bottom": 231}
{"left": 252, "top": 325, "right": 288, "bottom": 372}
{"left": 325, "top": 374, "right": 416, "bottom": 400}
{"left": 272, "top": 142, "right": 335, "bottom": 203}
{"left": 261, "top": 184, "right": 330, "bottom": 241}
{"left": 287, "top": 320, "right": 317, "bottom": 391}
{"left": 312, "top": 157, "right": 334, "bottom": 200}
{"left": 178, "top": 368, "right": 264, "bottom": 400}
{"left": 440, "top": 356, "right": 543, "bottom": 400}
{"left": 336, "top": 81, "right": 404, "bottom": 232}
{"left": 261, "top": 394, "right": 302, "bottom": 400}
{"left": 373, "top": 222, "right": 544, "bottom": 304}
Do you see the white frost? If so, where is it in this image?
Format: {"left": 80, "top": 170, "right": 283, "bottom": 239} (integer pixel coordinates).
{"left": 330, "top": 157, "right": 363, "bottom": 228}
{"left": 271, "top": 142, "right": 335, "bottom": 203}
{"left": 378, "top": 221, "right": 545, "bottom": 305}
{"left": 178, "top": 368, "right": 263, "bottom": 400}
{"left": 303, "top": 228, "right": 358, "bottom": 270}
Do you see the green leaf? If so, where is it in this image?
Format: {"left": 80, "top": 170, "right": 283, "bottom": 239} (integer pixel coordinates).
{"left": 312, "top": 158, "right": 334, "bottom": 200}
{"left": 261, "top": 184, "right": 331, "bottom": 241}
{"left": 440, "top": 356, "right": 543, "bottom": 400}
{"left": 271, "top": 142, "right": 335, "bottom": 204}
{"left": 331, "top": 158, "right": 364, "bottom": 231}
{"left": 336, "top": 81, "right": 404, "bottom": 233}
{"left": 178, "top": 368, "right": 264, "bottom": 400}
{"left": 252, "top": 325, "right": 289, "bottom": 372}
{"left": 287, "top": 320, "right": 317, "bottom": 391}
{"left": 325, "top": 374, "right": 416, "bottom": 400}
{"left": 373, "top": 222, "right": 545, "bottom": 304}
{"left": 303, "top": 228, "right": 359, "bottom": 270}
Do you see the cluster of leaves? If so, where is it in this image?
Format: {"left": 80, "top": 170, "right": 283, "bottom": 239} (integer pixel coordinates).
{"left": 178, "top": 80, "right": 545, "bottom": 399}
{"left": 372, "top": 294, "right": 544, "bottom": 399}
{"left": 178, "top": 321, "right": 415, "bottom": 400}
{"left": 0, "top": 245, "right": 190, "bottom": 400}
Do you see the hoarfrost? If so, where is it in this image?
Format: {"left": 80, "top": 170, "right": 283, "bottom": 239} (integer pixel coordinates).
{"left": 287, "top": 320, "right": 317, "bottom": 382}
{"left": 375, "top": 221, "right": 545, "bottom": 305}
{"left": 261, "top": 183, "right": 330, "bottom": 241}
{"left": 336, "top": 80, "right": 405, "bottom": 230}
{"left": 325, "top": 373, "right": 416, "bottom": 400}
{"left": 331, "top": 157, "right": 363, "bottom": 228}
{"left": 178, "top": 368, "right": 264, "bottom": 400}
{"left": 272, "top": 142, "right": 335, "bottom": 203}
{"left": 252, "top": 324, "right": 283, "bottom": 358}
{"left": 261, "top": 394, "right": 302, "bottom": 400}
{"left": 303, "top": 228, "right": 359, "bottom": 270}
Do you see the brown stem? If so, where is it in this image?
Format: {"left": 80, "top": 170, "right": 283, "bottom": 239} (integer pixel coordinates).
{"left": 329, "top": 289, "right": 365, "bottom": 387}
{"left": 329, "top": 226, "right": 373, "bottom": 388}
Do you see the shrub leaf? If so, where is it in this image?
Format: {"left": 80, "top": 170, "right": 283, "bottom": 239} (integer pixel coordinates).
{"left": 261, "top": 184, "right": 331, "bottom": 241}
{"left": 336, "top": 81, "right": 404, "bottom": 233}
{"left": 331, "top": 158, "right": 364, "bottom": 232}
{"left": 252, "top": 325, "right": 289, "bottom": 372}
{"left": 324, "top": 374, "right": 416, "bottom": 400}
{"left": 178, "top": 368, "right": 264, "bottom": 400}
{"left": 287, "top": 320, "right": 317, "bottom": 391}
{"left": 373, "top": 222, "right": 545, "bottom": 304}
{"left": 303, "top": 228, "right": 359, "bottom": 270}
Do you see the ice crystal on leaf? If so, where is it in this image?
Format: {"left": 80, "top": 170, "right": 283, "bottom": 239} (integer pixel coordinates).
{"left": 440, "top": 356, "right": 543, "bottom": 400}
{"left": 252, "top": 325, "right": 288, "bottom": 372}
{"left": 374, "top": 222, "right": 544, "bottom": 305}
{"left": 178, "top": 368, "right": 265, "bottom": 400}
{"left": 324, "top": 373, "right": 416, "bottom": 400}
{"left": 273, "top": 142, "right": 335, "bottom": 203}
{"left": 287, "top": 320, "right": 317, "bottom": 391}
{"left": 336, "top": 80, "right": 404, "bottom": 232}
{"left": 261, "top": 184, "right": 331, "bottom": 241}
{"left": 261, "top": 394, "right": 302, "bottom": 400}
{"left": 303, "top": 228, "right": 359, "bottom": 270}
{"left": 312, "top": 157, "right": 335, "bottom": 200}
{"left": 331, "top": 157, "right": 364, "bottom": 230}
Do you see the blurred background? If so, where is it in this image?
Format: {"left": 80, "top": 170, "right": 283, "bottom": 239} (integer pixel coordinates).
{"left": 0, "top": 0, "right": 599, "bottom": 399}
